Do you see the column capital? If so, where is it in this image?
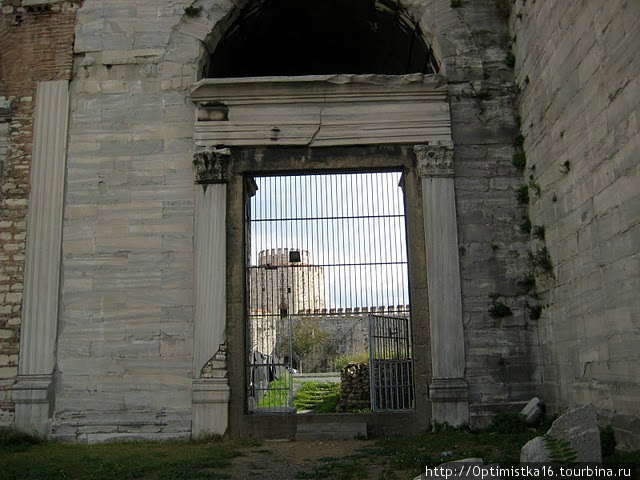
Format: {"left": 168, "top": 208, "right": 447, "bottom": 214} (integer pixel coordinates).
{"left": 414, "top": 141, "right": 454, "bottom": 178}
{"left": 193, "top": 147, "right": 230, "bottom": 184}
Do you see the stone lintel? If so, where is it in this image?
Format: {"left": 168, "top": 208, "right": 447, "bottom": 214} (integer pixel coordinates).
{"left": 415, "top": 141, "right": 454, "bottom": 178}
{"left": 190, "top": 74, "right": 451, "bottom": 148}
{"left": 193, "top": 147, "right": 230, "bottom": 184}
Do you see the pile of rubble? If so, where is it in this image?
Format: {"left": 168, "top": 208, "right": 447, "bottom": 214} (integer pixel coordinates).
{"left": 414, "top": 402, "right": 605, "bottom": 480}
{"left": 339, "top": 362, "right": 370, "bottom": 410}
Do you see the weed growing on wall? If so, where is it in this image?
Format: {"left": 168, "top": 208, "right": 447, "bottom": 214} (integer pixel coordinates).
{"left": 531, "top": 246, "right": 553, "bottom": 274}
{"left": 532, "top": 225, "right": 545, "bottom": 240}
{"left": 516, "top": 184, "right": 530, "bottom": 205}
{"left": 489, "top": 293, "right": 513, "bottom": 318}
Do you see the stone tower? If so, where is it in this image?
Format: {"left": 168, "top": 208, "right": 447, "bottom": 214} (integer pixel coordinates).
{"left": 249, "top": 248, "right": 326, "bottom": 315}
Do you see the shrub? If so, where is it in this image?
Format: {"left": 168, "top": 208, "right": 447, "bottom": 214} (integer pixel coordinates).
{"left": 331, "top": 351, "right": 369, "bottom": 370}
{"left": 487, "top": 412, "right": 530, "bottom": 434}
{"left": 0, "top": 427, "right": 42, "bottom": 452}
{"left": 600, "top": 426, "right": 616, "bottom": 457}
{"left": 531, "top": 246, "right": 553, "bottom": 273}
{"left": 512, "top": 150, "right": 526, "bottom": 169}
{"left": 516, "top": 184, "right": 530, "bottom": 205}
{"left": 532, "top": 225, "right": 545, "bottom": 240}
{"left": 505, "top": 51, "right": 516, "bottom": 68}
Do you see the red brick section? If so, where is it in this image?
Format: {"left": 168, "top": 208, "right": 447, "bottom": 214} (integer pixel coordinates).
{"left": 0, "top": 1, "right": 82, "bottom": 424}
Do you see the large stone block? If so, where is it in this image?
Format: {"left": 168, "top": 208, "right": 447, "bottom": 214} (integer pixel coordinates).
{"left": 521, "top": 404, "right": 602, "bottom": 463}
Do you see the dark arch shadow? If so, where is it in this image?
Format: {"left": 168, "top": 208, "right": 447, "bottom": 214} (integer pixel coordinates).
{"left": 207, "top": 0, "right": 439, "bottom": 78}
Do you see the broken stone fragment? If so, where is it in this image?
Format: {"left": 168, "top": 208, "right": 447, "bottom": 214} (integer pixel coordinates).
{"left": 520, "top": 404, "right": 602, "bottom": 463}
{"left": 520, "top": 436, "right": 551, "bottom": 462}
{"left": 520, "top": 397, "right": 544, "bottom": 424}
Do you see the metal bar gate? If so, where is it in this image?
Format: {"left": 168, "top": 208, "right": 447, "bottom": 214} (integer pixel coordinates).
{"left": 246, "top": 172, "right": 414, "bottom": 414}
{"left": 369, "top": 313, "right": 414, "bottom": 411}
{"left": 247, "top": 310, "right": 294, "bottom": 413}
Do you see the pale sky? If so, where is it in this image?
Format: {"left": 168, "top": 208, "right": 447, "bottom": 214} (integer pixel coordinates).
{"left": 249, "top": 171, "right": 410, "bottom": 310}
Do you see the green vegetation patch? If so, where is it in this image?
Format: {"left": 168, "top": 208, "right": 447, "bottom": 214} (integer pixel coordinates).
{"left": 0, "top": 439, "right": 242, "bottom": 480}
{"left": 256, "top": 373, "right": 291, "bottom": 409}
{"left": 293, "top": 381, "right": 340, "bottom": 413}
{"left": 330, "top": 352, "right": 369, "bottom": 370}
{"left": 0, "top": 427, "right": 42, "bottom": 453}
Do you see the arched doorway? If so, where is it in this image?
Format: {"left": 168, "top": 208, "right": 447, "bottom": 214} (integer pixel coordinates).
{"left": 189, "top": 0, "right": 468, "bottom": 438}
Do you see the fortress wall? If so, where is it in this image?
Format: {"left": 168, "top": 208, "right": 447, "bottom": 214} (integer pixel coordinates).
{"left": 511, "top": 0, "right": 640, "bottom": 448}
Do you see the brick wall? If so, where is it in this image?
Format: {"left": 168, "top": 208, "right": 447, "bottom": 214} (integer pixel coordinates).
{"left": 0, "top": 0, "right": 81, "bottom": 425}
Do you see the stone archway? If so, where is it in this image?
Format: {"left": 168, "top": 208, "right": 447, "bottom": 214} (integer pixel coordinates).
{"left": 164, "top": 0, "right": 484, "bottom": 83}
{"left": 205, "top": 0, "right": 439, "bottom": 77}
{"left": 165, "top": 0, "right": 482, "bottom": 437}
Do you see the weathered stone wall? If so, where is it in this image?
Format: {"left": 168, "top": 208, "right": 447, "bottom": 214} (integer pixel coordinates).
{"left": 54, "top": 0, "right": 198, "bottom": 441}
{"left": 0, "top": 0, "right": 81, "bottom": 426}
{"left": 511, "top": 0, "right": 640, "bottom": 448}
{"left": 447, "top": 0, "right": 542, "bottom": 427}
{"left": 296, "top": 314, "right": 370, "bottom": 373}
{"left": 3, "top": 0, "right": 544, "bottom": 439}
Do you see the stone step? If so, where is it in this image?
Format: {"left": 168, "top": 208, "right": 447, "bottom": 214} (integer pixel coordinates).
{"left": 295, "top": 422, "right": 367, "bottom": 440}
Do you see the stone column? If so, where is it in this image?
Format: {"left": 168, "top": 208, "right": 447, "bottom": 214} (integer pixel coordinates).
{"left": 415, "top": 142, "right": 469, "bottom": 426}
{"left": 13, "top": 81, "right": 70, "bottom": 437}
{"left": 191, "top": 147, "right": 231, "bottom": 437}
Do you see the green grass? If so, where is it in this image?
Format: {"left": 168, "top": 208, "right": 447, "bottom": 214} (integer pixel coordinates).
{"left": 295, "top": 425, "right": 544, "bottom": 480}
{"left": 296, "top": 455, "right": 367, "bottom": 480}
{"left": 0, "top": 426, "right": 43, "bottom": 453}
{"left": 256, "top": 373, "right": 291, "bottom": 409}
{"left": 0, "top": 438, "right": 243, "bottom": 480}
{"left": 295, "top": 414, "right": 640, "bottom": 480}
{"left": 293, "top": 381, "right": 340, "bottom": 413}
{"left": 1, "top": 423, "right": 638, "bottom": 480}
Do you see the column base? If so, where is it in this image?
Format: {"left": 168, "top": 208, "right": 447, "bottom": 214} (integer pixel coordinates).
{"left": 429, "top": 377, "right": 469, "bottom": 426}
{"left": 13, "top": 374, "right": 54, "bottom": 438}
{"left": 192, "top": 378, "right": 230, "bottom": 438}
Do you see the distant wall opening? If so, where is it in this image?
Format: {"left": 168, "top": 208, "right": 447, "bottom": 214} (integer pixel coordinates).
{"left": 206, "top": 0, "right": 438, "bottom": 77}
{"left": 246, "top": 171, "right": 413, "bottom": 414}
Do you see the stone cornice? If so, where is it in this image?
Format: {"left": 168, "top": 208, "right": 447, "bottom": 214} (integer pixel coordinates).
{"left": 193, "top": 147, "right": 230, "bottom": 184}
{"left": 190, "top": 74, "right": 451, "bottom": 148}
{"left": 414, "top": 142, "right": 455, "bottom": 178}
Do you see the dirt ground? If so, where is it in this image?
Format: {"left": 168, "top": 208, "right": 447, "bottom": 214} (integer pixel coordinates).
{"left": 227, "top": 438, "right": 401, "bottom": 480}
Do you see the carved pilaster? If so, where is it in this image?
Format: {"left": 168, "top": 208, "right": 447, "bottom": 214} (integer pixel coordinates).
{"left": 193, "top": 147, "right": 230, "bottom": 184}
{"left": 414, "top": 141, "right": 454, "bottom": 178}
{"left": 192, "top": 344, "right": 230, "bottom": 437}
{"left": 417, "top": 139, "right": 468, "bottom": 426}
